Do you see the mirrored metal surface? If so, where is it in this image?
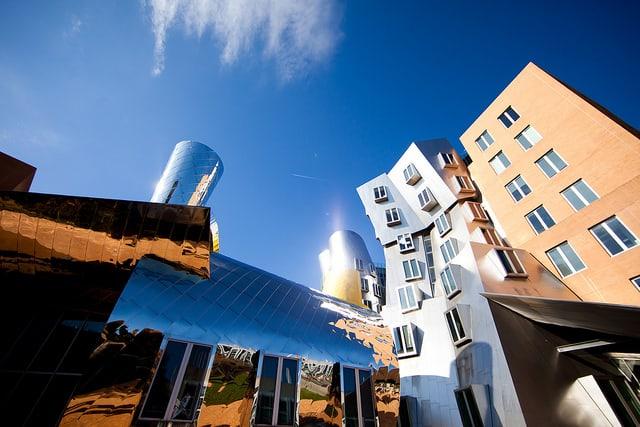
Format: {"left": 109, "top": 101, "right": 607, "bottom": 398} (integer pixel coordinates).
{"left": 0, "top": 151, "right": 36, "bottom": 191}
{"left": 150, "top": 140, "right": 223, "bottom": 207}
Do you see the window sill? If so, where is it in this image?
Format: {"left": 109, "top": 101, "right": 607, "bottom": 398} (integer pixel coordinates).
{"left": 454, "top": 337, "right": 472, "bottom": 347}
{"left": 446, "top": 289, "right": 461, "bottom": 300}
{"left": 397, "top": 351, "right": 419, "bottom": 359}
{"left": 404, "top": 276, "right": 423, "bottom": 282}
{"left": 505, "top": 272, "right": 528, "bottom": 279}
{"left": 374, "top": 196, "right": 388, "bottom": 203}
{"left": 386, "top": 220, "right": 401, "bottom": 227}
{"left": 401, "top": 306, "right": 420, "bottom": 314}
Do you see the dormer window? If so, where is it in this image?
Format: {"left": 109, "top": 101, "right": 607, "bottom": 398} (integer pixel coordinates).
{"left": 418, "top": 188, "right": 437, "bottom": 211}
{"left": 385, "top": 208, "right": 401, "bottom": 226}
{"left": 373, "top": 185, "right": 388, "bottom": 202}
{"left": 403, "top": 164, "right": 421, "bottom": 185}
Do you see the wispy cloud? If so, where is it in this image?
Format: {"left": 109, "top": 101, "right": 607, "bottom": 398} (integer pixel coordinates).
{"left": 64, "top": 15, "right": 83, "bottom": 38}
{"left": 146, "top": 0, "right": 343, "bottom": 80}
{"left": 291, "top": 173, "right": 328, "bottom": 182}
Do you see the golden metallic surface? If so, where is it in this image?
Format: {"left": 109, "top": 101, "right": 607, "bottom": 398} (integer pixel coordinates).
{"left": 321, "top": 269, "right": 366, "bottom": 307}
{"left": 299, "top": 360, "right": 342, "bottom": 426}
{"left": 0, "top": 191, "right": 212, "bottom": 278}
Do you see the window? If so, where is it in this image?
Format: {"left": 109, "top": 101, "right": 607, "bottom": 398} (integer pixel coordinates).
{"left": 418, "top": 188, "right": 437, "bottom": 210}
{"left": 562, "top": 180, "right": 599, "bottom": 211}
{"left": 384, "top": 208, "right": 400, "bottom": 226}
{"left": 440, "top": 266, "right": 459, "bottom": 297}
{"left": 525, "top": 205, "right": 556, "bottom": 234}
{"left": 140, "top": 340, "right": 212, "bottom": 422}
{"left": 498, "top": 106, "right": 520, "bottom": 128}
{"left": 467, "top": 202, "right": 489, "bottom": 221}
{"left": 354, "top": 258, "right": 364, "bottom": 270}
{"left": 440, "top": 239, "right": 458, "bottom": 264}
{"left": 373, "top": 185, "right": 387, "bottom": 202}
{"left": 360, "top": 278, "right": 369, "bottom": 292}
{"left": 363, "top": 300, "right": 373, "bottom": 310}
{"left": 256, "top": 355, "right": 299, "bottom": 426}
{"left": 403, "top": 163, "right": 421, "bottom": 185}
{"left": 397, "top": 233, "right": 415, "bottom": 253}
{"left": 489, "top": 151, "right": 511, "bottom": 174}
{"left": 515, "top": 125, "right": 542, "bottom": 150}
{"left": 590, "top": 216, "right": 638, "bottom": 256}
{"left": 435, "top": 213, "right": 452, "bottom": 236}
{"left": 441, "top": 152, "right": 457, "bottom": 167}
{"left": 546, "top": 242, "right": 586, "bottom": 277}
{"left": 455, "top": 175, "right": 474, "bottom": 193}
{"left": 475, "top": 130, "right": 494, "bottom": 151}
{"left": 536, "top": 150, "right": 567, "bottom": 178}
{"left": 481, "top": 228, "right": 503, "bottom": 246}
{"left": 496, "top": 249, "right": 526, "bottom": 276}
{"left": 445, "top": 308, "right": 468, "bottom": 345}
{"left": 393, "top": 324, "right": 418, "bottom": 357}
{"left": 402, "top": 259, "right": 422, "bottom": 280}
{"left": 505, "top": 175, "right": 532, "bottom": 202}
{"left": 424, "top": 236, "right": 436, "bottom": 289}
{"left": 455, "top": 387, "right": 484, "bottom": 427}
{"left": 342, "top": 366, "right": 376, "bottom": 427}
{"left": 631, "top": 276, "right": 640, "bottom": 292}
{"left": 373, "top": 283, "right": 384, "bottom": 298}
{"left": 397, "top": 285, "right": 418, "bottom": 311}
{"left": 368, "top": 263, "right": 376, "bottom": 275}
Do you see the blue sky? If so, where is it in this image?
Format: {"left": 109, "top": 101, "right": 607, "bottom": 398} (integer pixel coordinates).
{"left": 1, "top": 1, "right": 638, "bottom": 289}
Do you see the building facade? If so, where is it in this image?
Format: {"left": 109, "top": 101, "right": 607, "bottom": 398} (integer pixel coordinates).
{"left": 460, "top": 62, "right": 640, "bottom": 305}
{"left": 319, "top": 230, "right": 386, "bottom": 312}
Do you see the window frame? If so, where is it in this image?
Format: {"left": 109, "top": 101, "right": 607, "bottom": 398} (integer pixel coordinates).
{"left": 481, "top": 227, "right": 503, "bottom": 247}
{"left": 467, "top": 202, "right": 489, "bottom": 221}
{"left": 139, "top": 339, "right": 213, "bottom": 423}
{"left": 546, "top": 241, "right": 586, "bottom": 278}
{"left": 360, "top": 277, "right": 369, "bottom": 292}
{"left": 498, "top": 106, "right": 520, "bottom": 128}
{"left": 254, "top": 353, "right": 301, "bottom": 427}
{"left": 475, "top": 130, "right": 494, "bottom": 151}
{"left": 435, "top": 212, "right": 452, "bottom": 236}
{"left": 455, "top": 387, "right": 484, "bottom": 427}
{"left": 561, "top": 179, "right": 599, "bottom": 212}
{"left": 445, "top": 307, "right": 469, "bottom": 346}
{"left": 418, "top": 187, "right": 437, "bottom": 211}
{"left": 402, "top": 258, "right": 422, "bottom": 281}
{"left": 455, "top": 175, "right": 475, "bottom": 193}
{"left": 373, "top": 283, "right": 384, "bottom": 298}
{"left": 535, "top": 150, "right": 568, "bottom": 178}
{"left": 589, "top": 216, "right": 639, "bottom": 257}
{"left": 397, "top": 284, "right": 419, "bottom": 312}
{"left": 423, "top": 235, "right": 436, "bottom": 290}
{"left": 385, "top": 207, "right": 401, "bottom": 226}
{"left": 525, "top": 205, "right": 556, "bottom": 234}
{"left": 441, "top": 152, "right": 458, "bottom": 168}
{"left": 394, "top": 324, "right": 418, "bottom": 357}
{"left": 373, "top": 185, "right": 388, "bottom": 203}
{"left": 631, "top": 276, "right": 640, "bottom": 292}
{"left": 363, "top": 300, "right": 373, "bottom": 310}
{"left": 340, "top": 365, "right": 377, "bottom": 427}
{"left": 440, "top": 265, "right": 460, "bottom": 298}
{"left": 515, "top": 125, "right": 542, "bottom": 150}
{"left": 505, "top": 175, "right": 532, "bottom": 202}
{"left": 354, "top": 258, "right": 364, "bottom": 271}
{"left": 397, "top": 233, "right": 415, "bottom": 253}
{"left": 403, "top": 163, "right": 421, "bottom": 185}
{"left": 488, "top": 150, "right": 511, "bottom": 174}
{"left": 496, "top": 249, "right": 527, "bottom": 277}
{"left": 440, "top": 239, "right": 458, "bottom": 264}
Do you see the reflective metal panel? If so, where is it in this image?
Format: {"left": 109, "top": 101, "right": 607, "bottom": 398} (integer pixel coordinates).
{"left": 0, "top": 151, "right": 36, "bottom": 191}
{"left": 299, "top": 360, "right": 341, "bottom": 426}
{"left": 151, "top": 140, "right": 223, "bottom": 207}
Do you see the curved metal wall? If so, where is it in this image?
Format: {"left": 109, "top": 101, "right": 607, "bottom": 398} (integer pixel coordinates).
{"left": 151, "top": 140, "right": 223, "bottom": 207}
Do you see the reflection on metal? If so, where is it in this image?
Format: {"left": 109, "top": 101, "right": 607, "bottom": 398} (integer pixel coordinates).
{"left": 0, "top": 151, "right": 36, "bottom": 191}
{"left": 61, "top": 253, "right": 398, "bottom": 426}
{"left": 0, "top": 191, "right": 212, "bottom": 278}
{"left": 211, "top": 217, "right": 220, "bottom": 253}
{"left": 151, "top": 140, "right": 223, "bottom": 207}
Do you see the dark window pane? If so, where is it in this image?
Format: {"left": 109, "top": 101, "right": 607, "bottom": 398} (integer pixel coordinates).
{"left": 446, "top": 313, "right": 459, "bottom": 342}
{"left": 3, "top": 317, "right": 58, "bottom": 370}
{"left": 343, "top": 367, "right": 358, "bottom": 426}
{"left": 28, "top": 374, "right": 79, "bottom": 426}
{"left": 256, "top": 355, "right": 279, "bottom": 424}
{"left": 359, "top": 369, "right": 376, "bottom": 423}
{"left": 32, "top": 319, "right": 84, "bottom": 372}
{"left": 172, "top": 345, "right": 211, "bottom": 420}
{"left": 60, "top": 320, "right": 103, "bottom": 372}
{"left": 593, "top": 224, "right": 624, "bottom": 255}
{"left": 277, "top": 358, "right": 298, "bottom": 425}
{"left": 498, "top": 114, "right": 512, "bottom": 127}
{"left": 141, "top": 340, "right": 187, "bottom": 419}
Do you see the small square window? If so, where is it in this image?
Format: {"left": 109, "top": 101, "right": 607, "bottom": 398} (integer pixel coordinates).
{"left": 373, "top": 283, "right": 384, "bottom": 298}
{"left": 455, "top": 176, "right": 475, "bottom": 193}
{"left": 481, "top": 228, "right": 503, "bottom": 246}
{"left": 535, "top": 150, "right": 567, "bottom": 178}
{"left": 590, "top": 216, "right": 638, "bottom": 256}
{"left": 489, "top": 151, "right": 511, "bottom": 174}
{"left": 515, "top": 125, "right": 542, "bottom": 150}
{"left": 397, "top": 233, "right": 415, "bottom": 253}
{"left": 475, "top": 131, "right": 494, "bottom": 151}
{"left": 445, "top": 307, "right": 469, "bottom": 345}
{"left": 394, "top": 324, "right": 418, "bottom": 357}
{"left": 440, "top": 265, "right": 460, "bottom": 297}
{"left": 373, "top": 185, "right": 388, "bottom": 202}
{"left": 440, "top": 239, "right": 458, "bottom": 264}
{"left": 385, "top": 208, "right": 401, "bottom": 226}
{"left": 467, "top": 202, "right": 489, "bottom": 221}
{"left": 402, "top": 259, "right": 422, "bottom": 280}
{"left": 561, "top": 180, "right": 599, "bottom": 211}
{"left": 525, "top": 205, "right": 556, "bottom": 234}
{"left": 546, "top": 241, "right": 586, "bottom": 277}
{"left": 496, "top": 249, "right": 527, "bottom": 277}
{"left": 354, "top": 258, "right": 364, "bottom": 270}
{"left": 505, "top": 175, "right": 532, "bottom": 202}
{"left": 360, "top": 277, "right": 369, "bottom": 291}
{"left": 418, "top": 188, "right": 437, "bottom": 210}
{"left": 363, "top": 299, "right": 373, "bottom": 310}
{"left": 435, "top": 213, "right": 451, "bottom": 236}
{"left": 441, "top": 152, "right": 458, "bottom": 168}
{"left": 397, "top": 284, "right": 419, "bottom": 312}
{"left": 403, "top": 164, "right": 421, "bottom": 185}
{"left": 498, "top": 106, "right": 520, "bottom": 128}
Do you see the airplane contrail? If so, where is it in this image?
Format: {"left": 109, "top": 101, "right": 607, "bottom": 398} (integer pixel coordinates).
{"left": 291, "top": 173, "right": 328, "bottom": 182}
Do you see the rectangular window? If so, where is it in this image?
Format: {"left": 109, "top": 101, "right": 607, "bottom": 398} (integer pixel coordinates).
{"left": 373, "top": 283, "right": 384, "bottom": 298}
{"left": 354, "top": 258, "right": 364, "bottom": 270}
{"left": 440, "top": 266, "right": 459, "bottom": 297}
{"left": 496, "top": 249, "right": 526, "bottom": 276}
{"left": 525, "top": 205, "right": 556, "bottom": 234}
{"left": 256, "top": 355, "right": 299, "bottom": 426}
{"left": 475, "top": 130, "right": 494, "bottom": 151}
{"left": 536, "top": 150, "right": 567, "bottom": 178}
{"left": 561, "top": 180, "right": 599, "bottom": 211}
{"left": 498, "top": 106, "right": 520, "bottom": 128}
{"left": 373, "top": 185, "right": 387, "bottom": 202}
{"left": 424, "top": 236, "right": 436, "bottom": 289}
{"left": 403, "top": 163, "right": 421, "bottom": 185}
{"left": 402, "top": 259, "right": 422, "bottom": 280}
{"left": 363, "top": 300, "right": 373, "bottom": 310}
{"left": 455, "top": 175, "right": 475, "bottom": 192}
{"left": 397, "top": 285, "right": 418, "bottom": 311}
{"left": 140, "top": 340, "right": 212, "bottom": 422}
{"left": 467, "top": 202, "right": 489, "bottom": 221}
{"left": 631, "top": 276, "right": 640, "bottom": 292}
{"left": 368, "top": 263, "right": 376, "bottom": 275}
{"left": 397, "top": 233, "right": 415, "bottom": 253}
{"left": 515, "top": 125, "right": 542, "bottom": 150}
{"left": 385, "top": 208, "right": 401, "bottom": 226}
{"left": 360, "top": 278, "right": 369, "bottom": 292}
{"left": 440, "top": 239, "right": 458, "bottom": 264}
{"left": 455, "top": 388, "right": 484, "bottom": 427}
{"left": 489, "top": 151, "right": 511, "bottom": 174}
{"left": 435, "top": 213, "right": 452, "bottom": 236}
{"left": 481, "top": 228, "right": 503, "bottom": 247}
{"left": 445, "top": 307, "right": 468, "bottom": 345}
{"left": 342, "top": 367, "right": 376, "bottom": 427}
{"left": 394, "top": 324, "right": 418, "bottom": 357}
{"left": 505, "top": 175, "right": 532, "bottom": 202}
{"left": 441, "top": 152, "right": 457, "bottom": 167}
{"left": 418, "top": 188, "right": 437, "bottom": 210}
{"left": 546, "top": 241, "right": 586, "bottom": 277}
{"left": 590, "top": 216, "right": 638, "bottom": 256}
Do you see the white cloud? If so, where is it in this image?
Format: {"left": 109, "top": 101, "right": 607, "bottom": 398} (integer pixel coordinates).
{"left": 146, "top": 0, "right": 342, "bottom": 80}
{"left": 64, "top": 15, "right": 83, "bottom": 38}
